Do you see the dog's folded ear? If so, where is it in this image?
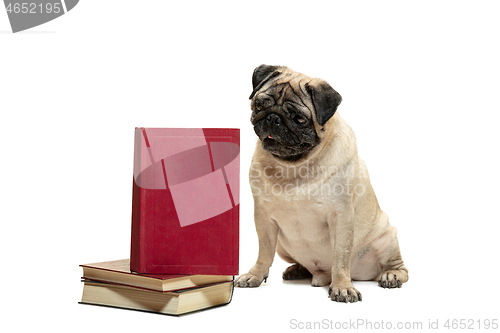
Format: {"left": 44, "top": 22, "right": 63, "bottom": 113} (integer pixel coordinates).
{"left": 250, "top": 64, "right": 281, "bottom": 99}
{"left": 306, "top": 79, "right": 342, "bottom": 126}
{"left": 252, "top": 65, "right": 280, "bottom": 90}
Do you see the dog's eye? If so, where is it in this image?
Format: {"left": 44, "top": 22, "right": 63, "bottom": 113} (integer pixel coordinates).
{"left": 293, "top": 115, "right": 306, "bottom": 124}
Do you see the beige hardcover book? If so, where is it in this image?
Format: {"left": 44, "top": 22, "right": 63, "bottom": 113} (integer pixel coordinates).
{"left": 80, "top": 259, "right": 233, "bottom": 292}
{"left": 80, "top": 280, "right": 234, "bottom": 316}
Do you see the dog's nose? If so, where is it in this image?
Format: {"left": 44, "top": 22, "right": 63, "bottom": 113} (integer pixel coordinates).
{"left": 266, "top": 113, "right": 281, "bottom": 126}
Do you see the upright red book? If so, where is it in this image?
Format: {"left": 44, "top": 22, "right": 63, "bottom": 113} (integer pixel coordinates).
{"left": 130, "top": 128, "right": 239, "bottom": 275}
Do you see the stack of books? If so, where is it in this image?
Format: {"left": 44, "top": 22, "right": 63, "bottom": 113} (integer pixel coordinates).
{"left": 79, "top": 128, "right": 240, "bottom": 316}
{"left": 79, "top": 259, "right": 234, "bottom": 316}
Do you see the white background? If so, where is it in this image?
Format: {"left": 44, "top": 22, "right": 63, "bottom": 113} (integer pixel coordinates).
{"left": 1, "top": 1, "right": 499, "bottom": 331}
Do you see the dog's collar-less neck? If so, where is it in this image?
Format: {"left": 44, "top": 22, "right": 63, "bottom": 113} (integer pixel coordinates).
{"left": 271, "top": 152, "right": 307, "bottom": 163}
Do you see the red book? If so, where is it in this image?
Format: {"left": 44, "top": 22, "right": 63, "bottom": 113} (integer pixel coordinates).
{"left": 130, "top": 128, "right": 239, "bottom": 275}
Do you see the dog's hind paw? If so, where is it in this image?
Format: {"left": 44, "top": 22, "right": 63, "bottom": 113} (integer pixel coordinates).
{"left": 378, "top": 270, "right": 405, "bottom": 289}
{"left": 283, "top": 264, "right": 312, "bottom": 280}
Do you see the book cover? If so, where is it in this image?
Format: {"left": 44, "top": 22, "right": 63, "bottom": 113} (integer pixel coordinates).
{"left": 130, "top": 128, "right": 239, "bottom": 275}
{"left": 80, "top": 259, "right": 233, "bottom": 292}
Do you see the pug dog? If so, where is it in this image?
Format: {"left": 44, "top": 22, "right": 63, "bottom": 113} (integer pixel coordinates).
{"left": 234, "top": 65, "right": 409, "bottom": 303}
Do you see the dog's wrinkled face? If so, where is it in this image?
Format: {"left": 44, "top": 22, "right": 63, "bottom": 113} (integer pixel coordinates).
{"left": 251, "top": 82, "right": 319, "bottom": 161}
{"left": 250, "top": 65, "right": 342, "bottom": 162}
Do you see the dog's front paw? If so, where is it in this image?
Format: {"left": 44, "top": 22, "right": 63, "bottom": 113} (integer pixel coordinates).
{"left": 234, "top": 272, "right": 266, "bottom": 288}
{"left": 328, "top": 283, "right": 362, "bottom": 303}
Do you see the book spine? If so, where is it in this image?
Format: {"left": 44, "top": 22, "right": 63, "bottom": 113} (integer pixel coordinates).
{"left": 130, "top": 128, "right": 147, "bottom": 273}
{"left": 130, "top": 177, "right": 144, "bottom": 272}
